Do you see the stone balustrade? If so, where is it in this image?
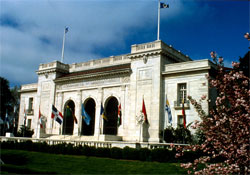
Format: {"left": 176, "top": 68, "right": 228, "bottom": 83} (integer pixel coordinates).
{"left": 38, "top": 61, "right": 69, "bottom": 71}
{"left": 69, "top": 54, "right": 130, "bottom": 72}
{"left": 0, "top": 136, "right": 188, "bottom": 149}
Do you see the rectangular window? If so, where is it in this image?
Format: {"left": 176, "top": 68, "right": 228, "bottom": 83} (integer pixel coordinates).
{"left": 28, "top": 98, "right": 33, "bottom": 114}
{"left": 178, "top": 115, "right": 184, "bottom": 126}
{"left": 27, "top": 119, "right": 32, "bottom": 129}
{"left": 178, "top": 83, "right": 187, "bottom": 105}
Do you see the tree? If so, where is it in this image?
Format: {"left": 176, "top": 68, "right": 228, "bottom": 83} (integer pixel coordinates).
{"left": 176, "top": 53, "right": 250, "bottom": 174}
{"left": 0, "top": 77, "right": 12, "bottom": 120}
{"left": 0, "top": 77, "right": 20, "bottom": 135}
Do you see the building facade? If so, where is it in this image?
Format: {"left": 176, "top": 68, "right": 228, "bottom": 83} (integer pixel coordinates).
{"left": 18, "top": 40, "right": 215, "bottom": 142}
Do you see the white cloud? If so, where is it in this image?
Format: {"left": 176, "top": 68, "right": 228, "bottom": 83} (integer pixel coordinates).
{"left": 0, "top": 0, "right": 213, "bottom": 86}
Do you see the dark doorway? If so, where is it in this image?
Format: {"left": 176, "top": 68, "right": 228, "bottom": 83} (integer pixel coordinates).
{"left": 62, "top": 100, "right": 75, "bottom": 135}
{"left": 81, "top": 98, "right": 96, "bottom": 136}
{"left": 103, "top": 97, "right": 118, "bottom": 135}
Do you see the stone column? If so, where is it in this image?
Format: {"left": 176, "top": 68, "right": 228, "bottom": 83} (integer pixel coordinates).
{"left": 76, "top": 90, "right": 82, "bottom": 136}
{"left": 94, "top": 88, "right": 103, "bottom": 140}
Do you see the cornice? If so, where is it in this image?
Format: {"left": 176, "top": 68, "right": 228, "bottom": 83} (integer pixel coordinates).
{"left": 162, "top": 66, "right": 211, "bottom": 76}
{"left": 54, "top": 65, "right": 131, "bottom": 83}
{"left": 128, "top": 49, "right": 162, "bottom": 59}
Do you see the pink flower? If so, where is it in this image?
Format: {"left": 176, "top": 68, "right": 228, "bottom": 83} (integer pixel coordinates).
{"left": 244, "top": 32, "right": 250, "bottom": 40}
{"left": 210, "top": 51, "right": 216, "bottom": 58}
{"left": 201, "top": 95, "right": 207, "bottom": 100}
{"left": 218, "top": 57, "right": 223, "bottom": 63}
{"left": 232, "top": 62, "right": 240, "bottom": 68}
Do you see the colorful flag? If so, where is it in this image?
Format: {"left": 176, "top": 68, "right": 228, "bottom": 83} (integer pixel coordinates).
{"left": 182, "top": 99, "right": 186, "bottom": 128}
{"left": 82, "top": 104, "right": 91, "bottom": 125}
{"left": 100, "top": 103, "right": 108, "bottom": 121}
{"left": 117, "top": 103, "right": 122, "bottom": 126}
{"left": 68, "top": 106, "right": 78, "bottom": 124}
{"left": 165, "top": 96, "right": 172, "bottom": 124}
{"left": 51, "top": 105, "right": 63, "bottom": 125}
{"left": 39, "top": 108, "right": 44, "bottom": 128}
{"left": 160, "top": 2, "right": 169, "bottom": 8}
{"left": 142, "top": 98, "right": 149, "bottom": 124}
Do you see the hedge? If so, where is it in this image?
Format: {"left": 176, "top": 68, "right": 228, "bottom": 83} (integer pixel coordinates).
{"left": 0, "top": 141, "right": 203, "bottom": 163}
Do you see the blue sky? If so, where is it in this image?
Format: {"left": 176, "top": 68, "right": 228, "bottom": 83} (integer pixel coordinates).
{"left": 0, "top": 0, "right": 249, "bottom": 87}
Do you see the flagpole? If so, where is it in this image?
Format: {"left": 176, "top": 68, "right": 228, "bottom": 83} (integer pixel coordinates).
{"left": 157, "top": 0, "right": 160, "bottom": 41}
{"left": 61, "top": 27, "right": 67, "bottom": 63}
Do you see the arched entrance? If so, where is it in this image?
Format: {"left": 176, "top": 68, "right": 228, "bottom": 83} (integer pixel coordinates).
{"left": 103, "top": 97, "right": 118, "bottom": 135}
{"left": 81, "top": 98, "right": 96, "bottom": 136}
{"left": 62, "top": 100, "right": 75, "bottom": 135}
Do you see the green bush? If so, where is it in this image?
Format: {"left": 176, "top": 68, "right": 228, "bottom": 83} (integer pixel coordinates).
{"left": 95, "top": 147, "right": 110, "bottom": 158}
{"left": 138, "top": 148, "right": 151, "bottom": 161}
{"left": 122, "top": 146, "right": 139, "bottom": 160}
{"left": 110, "top": 147, "right": 123, "bottom": 159}
{"left": 0, "top": 140, "right": 206, "bottom": 163}
{"left": 16, "top": 125, "right": 34, "bottom": 138}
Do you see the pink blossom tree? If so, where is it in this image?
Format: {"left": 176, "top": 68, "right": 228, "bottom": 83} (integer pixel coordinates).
{"left": 176, "top": 52, "right": 250, "bottom": 174}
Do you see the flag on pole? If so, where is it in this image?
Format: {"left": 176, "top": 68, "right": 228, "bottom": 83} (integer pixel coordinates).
{"left": 51, "top": 105, "right": 63, "bottom": 125}
{"left": 5, "top": 112, "right": 9, "bottom": 129}
{"left": 68, "top": 106, "right": 77, "bottom": 124}
{"left": 182, "top": 99, "right": 186, "bottom": 128}
{"left": 142, "top": 98, "right": 149, "bottom": 124}
{"left": 117, "top": 103, "right": 122, "bottom": 126}
{"left": 82, "top": 104, "right": 91, "bottom": 125}
{"left": 165, "top": 96, "right": 172, "bottom": 124}
{"left": 39, "top": 108, "right": 43, "bottom": 128}
{"left": 24, "top": 108, "right": 27, "bottom": 126}
{"left": 65, "top": 27, "right": 69, "bottom": 33}
{"left": 160, "top": 2, "right": 169, "bottom": 9}
{"left": 100, "top": 103, "right": 108, "bottom": 121}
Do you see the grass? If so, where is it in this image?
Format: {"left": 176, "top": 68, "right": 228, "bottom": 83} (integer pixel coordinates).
{"left": 1, "top": 149, "right": 188, "bottom": 174}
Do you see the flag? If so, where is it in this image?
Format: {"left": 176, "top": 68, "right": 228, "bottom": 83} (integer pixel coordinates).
{"left": 182, "top": 99, "right": 186, "bottom": 128}
{"left": 100, "top": 103, "right": 108, "bottom": 121}
{"left": 117, "top": 103, "right": 122, "bottom": 126}
{"left": 165, "top": 96, "right": 172, "bottom": 124}
{"left": 24, "top": 108, "right": 27, "bottom": 126}
{"left": 39, "top": 108, "right": 44, "bottom": 128}
{"left": 51, "top": 105, "right": 63, "bottom": 125}
{"left": 82, "top": 104, "right": 91, "bottom": 125}
{"left": 65, "top": 27, "right": 69, "bottom": 33}
{"left": 5, "top": 112, "right": 9, "bottom": 129}
{"left": 160, "top": 2, "right": 169, "bottom": 9}
{"left": 68, "top": 106, "right": 78, "bottom": 124}
{"left": 142, "top": 98, "right": 149, "bottom": 124}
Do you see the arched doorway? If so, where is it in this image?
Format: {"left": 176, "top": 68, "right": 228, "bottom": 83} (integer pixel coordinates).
{"left": 62, "top": 100, "right": 75, "bottom": 135}
{"left": 103, "top": 97, "right": 118, "bottom": 135}
{"left": 81, "top": 98, "right": 96, "bottom": 136}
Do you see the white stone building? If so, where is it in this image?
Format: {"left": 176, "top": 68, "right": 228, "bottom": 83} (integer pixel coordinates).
{"left": 18, "top": 40, "right": 215, "bottom": 143}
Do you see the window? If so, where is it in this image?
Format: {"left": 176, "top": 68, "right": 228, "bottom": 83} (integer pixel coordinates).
{"left": 28, "top": 98, "right": 33, "bottom": 114}
{"left": 178, "top": 115, "right": 184, "bottom": 126}
{"left": 27, "top": 119, "right": 32, "bottom": 129}
{"left": 178, "top": 83, "right": 187, "bottom": 104}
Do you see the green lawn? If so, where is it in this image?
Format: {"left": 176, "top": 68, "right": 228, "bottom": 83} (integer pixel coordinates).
{"left": 1, "top": 149, "right": 188, "bottom": 174}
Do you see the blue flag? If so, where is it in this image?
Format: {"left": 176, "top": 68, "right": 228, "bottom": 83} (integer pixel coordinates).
{"left": 82, "top": 104, "right": 91, "bottom": 125}
{"left": 100, "top": 103, "right": 108, "bottom": 121}
{"left": 165, "top": 96, "right": 172, "bottom": 124}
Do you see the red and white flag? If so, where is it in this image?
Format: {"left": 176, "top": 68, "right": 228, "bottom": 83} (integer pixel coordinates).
{"left": 51, "top": 105, "right": 63, "bottom": 125}
{"left": 117, "top": 103, "right": 122, "bottom": 126}
{"left": 39, "top": 108, "right": 43, "bottom": 128}
{"left": 142, "top": 98, "right": 149, "bottom": 124}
